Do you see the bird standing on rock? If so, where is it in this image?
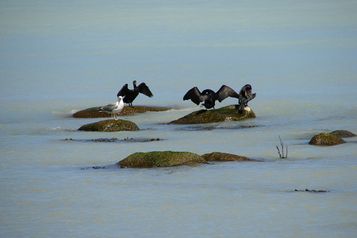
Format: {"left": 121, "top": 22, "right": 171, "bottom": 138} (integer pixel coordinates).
{"left": 183, "top": 85, "right": 240, "bottom": 109}
{"left": 237, "top": 84, "right": 256, "bottom": 112}
{"left": 117, "top": 80, "right": 153, "bottom": 106}
{"left": 183, "top": 84, "right": 256, "bottom": 112}
{"left": 99, "top": 96, "right": 125, "bottom": 120}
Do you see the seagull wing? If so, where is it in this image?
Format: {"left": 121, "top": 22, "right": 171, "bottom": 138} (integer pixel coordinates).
{"left": 117, "top": 84, "right": 129, "bottom": 97}
{"left": 137, "top": 83, "right": 153, "bottom": 97}
{"left": 100, "top": 104, "right": 115, "bottom": 112}
{"left": 183, "top": 87, "right": 204, "bottom": 105}
{"left": 216, "top": 85, "right": 240, "bottom": 102}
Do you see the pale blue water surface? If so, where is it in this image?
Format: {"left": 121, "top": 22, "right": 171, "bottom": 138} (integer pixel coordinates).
{"left": 1, "top": 1, "right": 357, "bottom": 237}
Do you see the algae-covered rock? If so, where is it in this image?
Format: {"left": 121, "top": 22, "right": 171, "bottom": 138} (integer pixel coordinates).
{"left": 309, "top": 133, "right": 345, "bottom": 146}
{"left": 330, "top": 130, "right": 356, "bottom": 138}
{"left": 169, "top": 105, "right": 255, "bottom": 124}
{"left": 73, "top": 105, "right": 171, "bottom": 118}
{"left": 202, "top": 152, "right": 251, "bottom": 162}
{"left": 118, "top": 151, "right": 205, "bottom": 168}
{"left": 78, "top": 119, "right": 139, "bottom": 132}
{"left": 118, "top": 151, "right": 253, "bottom": 168}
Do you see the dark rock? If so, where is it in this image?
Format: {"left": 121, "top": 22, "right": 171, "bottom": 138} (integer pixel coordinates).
{"left": 118, "top": 151, "right": 206, "bottom": 168}
{"left": 80, "top": 166, "right": 107, "bottom": 170}
{"left": 293, "top": 189, "right": 329, "bottom": 193}
{"left": 330, "top": 130, "right": 356, "bottom": 138}
{"left": 73, "top": 105, "right": 171, "bottom": 118}
{"left": 78, "top": 119, "right": 139, "bottom": 132}
{"left": 169, "top": 105, "right": 255, "bottom": 124}
{"left": 201, "top": 152, "right": 251, "bottom": 162}
{"left": 118, "top": 151, "right": 252, "bottom": 168}
{"left": 309, "top": 133, "right": 345, "bottom": 146}
{"left": 63, "top": 137, "right": 162, "bottom": 143}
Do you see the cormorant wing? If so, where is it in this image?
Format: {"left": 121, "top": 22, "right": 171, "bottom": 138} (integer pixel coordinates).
{"left": 183, "top": 87, "right": 203, "bottom": 105}
{"left": 137, "top": 83, "right": 153, "bottom": 97}
{"left": 216, "top": 85, "right": 240, "bottom": 102}
{"left": 117, "top": 84, "right": 130, "bottom": 97}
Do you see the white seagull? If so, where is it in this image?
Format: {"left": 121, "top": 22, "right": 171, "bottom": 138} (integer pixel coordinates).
{"left": 99, "top": 96, "right": 125, "bottom": 120}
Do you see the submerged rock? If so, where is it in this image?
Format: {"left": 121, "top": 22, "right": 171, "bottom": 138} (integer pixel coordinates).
{"left": 309, "top": 133, "right": 345, "bottom": 146}
{"left": 78, "top": 119, "right": 139, "bottom": 132}
{"left": 201, "top": 152, "right": 251, "bottom": 162}
{"left": 293, "top": 189, "right": 329, "bottom": 193}
{"left": 170, "top": 105, "right": 255, "bottom": 124}
{"left": 73, "top": 105, "right": 171, "bottom": 118}
{"left": 118, "top": 151, "right": 252, "bottom": 168}
{"left": 64, "top": 137, "right": 161, "bottom": 143}
{"left": 330, "top": 130, "right": 356, "bottom": 138}
{"left": 118, "top": 151, "right": 206, "bottom": 168}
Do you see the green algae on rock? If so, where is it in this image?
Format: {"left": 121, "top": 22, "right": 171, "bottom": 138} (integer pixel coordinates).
{"left": 309, "top": 133, "right": 345, "bottom": 146}
{"left": 118, "top": 151, "right": 206, "bottom": 168}
{"left": 201, "top": 152, "right": 251, "bottom": 162}
{"left": 73, "top": 105, "right": 171, "bottom": 118}
{"left": 169, "top": 105, "right": 255, "bottom": 124}
{"left": 78, "top": 119, "right": 139, "bottom": 132}
{"left": 118, "top": 151, "right": 253, "bottom": 168}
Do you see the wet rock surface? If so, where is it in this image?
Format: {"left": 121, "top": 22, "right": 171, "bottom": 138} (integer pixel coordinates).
{"left": 309, "top": 133, "right": 345, "bottom": 146}
{"left": 118, "top": 151, "right": 206, "bottom": 168}
{"left": 201, "top": 152, "right": 251, "bottom": 162}
{"left": 309, "top": 132, "right": 345, "bottom": 146}
{"left": 292, "top": 189, "right": 329, "bottom": 193}
{"left": 169, "top": 105, "right": 255, "bottom": 124}
{"left": 118, "top": 151, "right": 252, "bottom": 168}
{"left": 73, "top": 105, "right": 171, "bottom": 118}
{"left": 64, "top": 137, "right": 162, "bottom": 143}
{"left": 330, "top": 130, "right": 356, "bottom": 138}
{"left": 78, "top": 119, "right": 139, "bottom": 132}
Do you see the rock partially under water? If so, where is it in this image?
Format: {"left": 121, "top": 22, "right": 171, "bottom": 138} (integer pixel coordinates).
{"left": 118, "top": 151, "right": 252, "bottom": 168}
{"left": 73, "top": 105, "right": 171, "bottom": 118}
{"left": 169, "top": 105, "right": 255, "bottom": 124}
{"left": 118, "top": 151, "right": 206, "bottom": 168}
{"left": 309, "top": 132, "right": 345, "bottom": 146}
{"left": 201, "top": 152, "right": 251, "bottom": 162}
{"left": 64, "top": 137, "right": 161, "bottom": 143}
{"left": 330, "top": 130, "right": 356, "bottom": 138}
{"left": 78, "top": 119, "right": 139, "bottom": 132}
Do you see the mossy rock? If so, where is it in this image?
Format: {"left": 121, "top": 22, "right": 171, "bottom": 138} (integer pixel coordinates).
{"left": 78, "top": 119, "right": 139, "bottom": 132}
{"left": 202, "top": 152, "right": 251, "bottom": 162}
{"left": 118, "top": 151, "right": 252, "bottom": 168}
{"left": 169, "top": 105, "right": 255, "bottom": 124}
{"left": 309, "top": 133, "right": 345, "bottom": 146}
{"left": 73, "top": 105, "right": 171, "bottom": 118}
{"left": 118, "top": 151, "right": 206, "bottom": 168}
{"left": 330, "top": 130, "right": 356, "bottom": 138}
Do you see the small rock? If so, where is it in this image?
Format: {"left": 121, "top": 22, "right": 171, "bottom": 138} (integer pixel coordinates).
{"left": 78, "top": 119, "right": 139, "bottom": 132}
{"left": 201, "top": 152, "right": 251, "bottom": 162}
{"left": 293, "top": 189, "right": 329, "bottom": 193}
{"left": 309, "top": 133, "right": 345, "bottom": 146}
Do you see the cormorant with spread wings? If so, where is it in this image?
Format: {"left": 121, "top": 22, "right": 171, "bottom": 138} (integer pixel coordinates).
{"left": 117, "top": 80, "right": 153, "bottom": 106}
{"left": 183, "top": 85, "right": 240, "bottom": 109}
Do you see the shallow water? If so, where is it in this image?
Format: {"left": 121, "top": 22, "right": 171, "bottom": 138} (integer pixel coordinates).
{"left": 1, "top": 1, "right": 357, "bottom": 237}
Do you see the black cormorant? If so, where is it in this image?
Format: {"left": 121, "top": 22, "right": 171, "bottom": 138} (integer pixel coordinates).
{"left": 117, "top": 80, "right": 153, "bottom": 106}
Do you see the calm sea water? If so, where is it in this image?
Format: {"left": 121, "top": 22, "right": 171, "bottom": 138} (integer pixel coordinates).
{"left": 1, "top": 1, "right": 357, "bottom": 237}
